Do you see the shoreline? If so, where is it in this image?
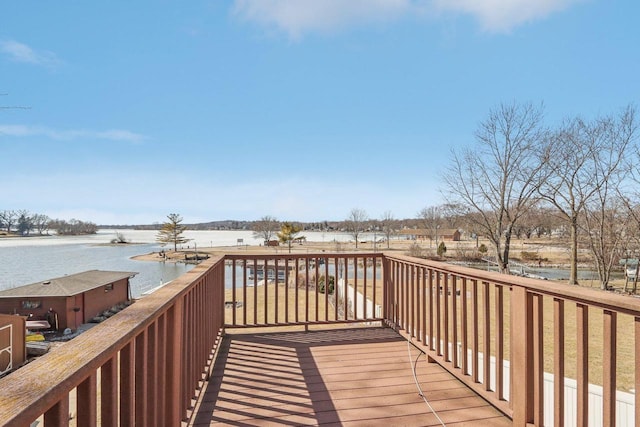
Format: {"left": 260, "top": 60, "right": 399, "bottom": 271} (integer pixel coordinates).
{"left": 128, "top": 242, "right": 638, "bottom": 294}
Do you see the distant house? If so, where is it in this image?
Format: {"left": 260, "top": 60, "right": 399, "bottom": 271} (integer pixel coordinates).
{"left": 0, "top": 314, "right": 26, "bottom": 377}
{"left": 399, "top": 228, "right": 461, "bottom": 242}
{"left": 0, "top": 270, "right": 137, "bottom": 332}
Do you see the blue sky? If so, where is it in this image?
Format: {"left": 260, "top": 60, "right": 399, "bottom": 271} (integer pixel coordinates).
{"left": 1, "top": 1, "right": 638, "bottom": 225}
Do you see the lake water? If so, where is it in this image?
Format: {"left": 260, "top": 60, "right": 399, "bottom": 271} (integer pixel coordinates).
{"left": 0, "top": 229, "right": 357, "bottom": 297}
{"left": 1, "top": 229, "right": 613, "bottom": 297}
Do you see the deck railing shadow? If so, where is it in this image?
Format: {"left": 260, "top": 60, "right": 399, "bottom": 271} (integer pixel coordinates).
{"left": 192, "top": 329, "right": 402, "bottom": 425}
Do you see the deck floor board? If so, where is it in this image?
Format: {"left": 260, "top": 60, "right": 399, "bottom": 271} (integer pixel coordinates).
{"left": 189, "top": 327, "right": 511, "bottom": 426}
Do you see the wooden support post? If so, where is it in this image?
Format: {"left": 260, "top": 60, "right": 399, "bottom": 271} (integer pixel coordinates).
{"left": 511, "top": 286, "right": 533, "bottom": 426}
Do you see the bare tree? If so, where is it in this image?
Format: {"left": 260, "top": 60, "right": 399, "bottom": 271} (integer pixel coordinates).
{"left": 346, "top": 208, "right": 368, "bottom": 249}
{"left": 619, "top": 110, "right": 640, "bottom": 290}
{"left": 417, "top": 205, "right": 443, "bottom": 247}
{"left": 380, "top": 211, "right": 395, "bottom": 249}
{"left": 540, "top": 106, "right": 636, "bottom": 284}
{"left": 443, "top": 101, "right": 547, "bottom": 273}
{"left": 0, "top": 210, "right": 17, "bottom": 233}
{"left": 32, "top": 213, "right": 51, "bottom": 235}
{"left": 252, "top": 215, "right": 279, "bottom": 244}
{"left": 50, "top": 218, "right": 98, "bottom": 235}
{"left": 439, "top": 203, "right": 463, "bottom": 229}
{"left": 582, "top": 195, "right": 630, "bottom": 290}
{"left": 516, "top": 205, "right": 564, "bottom": 239}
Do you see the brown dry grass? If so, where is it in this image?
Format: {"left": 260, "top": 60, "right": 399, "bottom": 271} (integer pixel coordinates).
{"left": 461, "top": 284, "right": 636, "bottom": 392}
{"left": 224, "top": 281, "right": 336, "bottom": 326}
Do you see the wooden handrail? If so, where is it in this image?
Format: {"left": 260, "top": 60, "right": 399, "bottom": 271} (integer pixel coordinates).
{"left": 0, "top": 256, "right": 225, "bottom": 427}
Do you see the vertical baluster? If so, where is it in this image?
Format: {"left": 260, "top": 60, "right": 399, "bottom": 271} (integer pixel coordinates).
{"left": 533, "top": 294, "right": 544, "bottom": 424}
{"left": 398, "top": 262, "right": 404, "bottom": 329}
{"left": 344, "top": 257, "right": 349, "bottom": 321}
{"left": 275, "top": 258, "right": 280, "bottom": 324}
{"left": 101, "top": 356, "right": 118, "bottom": 427}
{"left": 120, "top": 342, "right": 135, "bottom": 426}
{"left": 418, "top": 267, "right": 429, "bottom": 346}
{"left": 168, "top": 298, "right": 184, "bottom": 424}
{"left": 305, "top": 256, "right": 310, "bottom": 324}
{"left": 253, "top": 259, "right": 258, "bottom": 325}
{"left": 335, "top": 257, "right": 340, "bottom": 322}
{"left": 483, "top": 281, "right": 491, "bottom": 390}
{"left": 134, "top": 330, "right": 148, "bottom": 426}
{"left": 77, "top": 373, "right": 97, "bottom": 427}
{"left": 354, "top": 256, "right": 359, "bottom": 321}
{"left": 243, "top": 259, "right": 247, "bottom": 326}
{"left": 576, "top": 303, "right": 589, "bottom": 427}
{"left": 157, "top": 314, "right": 167, "bottom": 424}
{"left": 414, "top": 266, "right": 420, "bottom": 341}
{"left": 436, "top": 272, "right": 442, "bottom": 355}
{"left": 405, "top": 262, "right": 410, "bottom": 330}
{"left": 554, "top": 298, "right": 565, "bottom": 427}
{"left": 232, "top": 259, "right": 237, "bottom": 326}
{"left": 363, "top": 257, "right": 368, "bottom": 319}
{"left": 263, "top": 259, "right": 269, "bottom": 324}
{"left": 285, "top": 258, "right": 290, "bottom": 324}
{"left": 410, "top": 264, "right": 416, "bottom": 338}
{"left": 428, "top": 269, "right": 435, "bottom": 351}
{"left": 495, "top": 285, "right": 504, "bottom": 400}
{"left": 184, "top": 292, "right": 194, "bottom": 417}
{"left": 396, "top": 261, "right": 401, "bottom": 326}
{"left": 295, "top": 258, "right": 300, "bottom": 323}
{"left": 372, "top": 256, "right": 377, "bottom": 319}
{"left": 324, "top": 256, "right": 329, "bottom": 321}
{"left": 444, "top": 273, "right": 450, "bottom": 361}
{"left": 603, "top": 310, "right": 617, "bottom": 427}
{"left": 461, "top": 277, "right": 468, "bottom": 376}
{"left": 315, "top": 256, "right": 320, "bottom": 321}
{"left": 471, "top": 279, "right": 479, "bottom": 383}
{"left": 44, "top": 396, "right": 70, "bottom": 427}
{"left": 452, "top": 275, "right": 458, "bottom": 368}
{"left": 147, "top": 322, "right": 158, "bottom": 427}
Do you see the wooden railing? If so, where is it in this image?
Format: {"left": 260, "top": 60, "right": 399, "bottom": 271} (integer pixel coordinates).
{"left": 384, "top": 253, "right": 640, "bottom": 427}
{"left": 224, "top": 253, "right": 384, "bottom": 327}
{"left": 1, "top": 252, "right": 639, "bottom": 426}
{"left": 0, "top": 255, "right": 226, "bottom": 427}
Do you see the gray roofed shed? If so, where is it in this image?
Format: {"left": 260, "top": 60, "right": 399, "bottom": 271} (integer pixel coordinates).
{"left": 0, "top": 270, "right": 137, "bottom": 298}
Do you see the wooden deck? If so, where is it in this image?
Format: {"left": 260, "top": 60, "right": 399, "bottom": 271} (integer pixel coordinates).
{"left": 189, "top": 327, "right": 511, "bottom": 426}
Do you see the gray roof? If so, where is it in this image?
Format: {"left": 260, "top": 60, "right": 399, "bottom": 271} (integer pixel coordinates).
{"left": 0, "top": 270, "right": 137, "bottom": 298}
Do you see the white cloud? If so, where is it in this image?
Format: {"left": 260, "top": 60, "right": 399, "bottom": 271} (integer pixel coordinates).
{"left": 0, "top": 40, "right": 61, "bottom": 68}
{"left": 233, "top": 0, "right": 413, "bottom": 39}
{"left": 0, "top": 124, "right": 147, "bottom": 143}
{"left": 232, "top": 0, "right": 584, "bottom": 37}
{"left": 432, "top": 0, "right": 585, "bottom": 32}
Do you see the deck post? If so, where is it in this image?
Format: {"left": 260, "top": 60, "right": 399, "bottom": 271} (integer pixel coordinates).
{"left": 511, "top": 286, "right": 534, "bottom": 426}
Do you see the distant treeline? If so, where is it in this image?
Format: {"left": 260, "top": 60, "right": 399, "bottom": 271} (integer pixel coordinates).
{"left": 0, "top": 210, "right": 98, "bottom": 236}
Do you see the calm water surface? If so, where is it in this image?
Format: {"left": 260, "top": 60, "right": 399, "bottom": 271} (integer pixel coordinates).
{"left": 0, "top": 229, "right": 356, "bottom": 297}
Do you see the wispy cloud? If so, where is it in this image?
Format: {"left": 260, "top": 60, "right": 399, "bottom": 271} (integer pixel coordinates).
{"left": 432, "top": 0, "right": 585, "bottom": 32}
{"left": 0, "top": 40, "right": 61, "bottom": 68}
{"left": 0, "top": 125, "right": 147, "bottom": 144}
{"left": 232, "top": 0, "right": 585, "bottom": 37}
